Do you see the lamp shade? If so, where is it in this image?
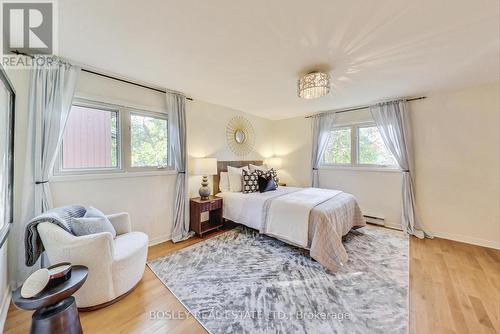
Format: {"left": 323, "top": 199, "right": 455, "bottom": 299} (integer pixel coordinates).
{"left": 192, "top": 158, "right": 217, "bottom": 175}
{"left": 267, "top": 157, "right": 282, "bottom": 170}
{"left": 298, "top": 72, "right": 331, "bottom": 99}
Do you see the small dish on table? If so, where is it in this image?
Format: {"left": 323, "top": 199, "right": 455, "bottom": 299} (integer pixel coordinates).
{"left": 13, "top": 264, "right": 88, "bottom": 334}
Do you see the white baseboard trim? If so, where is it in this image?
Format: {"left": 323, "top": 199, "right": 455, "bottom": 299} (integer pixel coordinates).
{"left": 366, "top": 219, "right": 499, "bottom": 250}
{"left": 383, "top": 222, "right": 402, "bottom": 231}
{"left": 0, "top": 287, "right": 11, "bottom": 333}
{"left": 429, "top": 230, "right": 500, "bottom": 250}
{"left": 365, "top": 222, "right": 499, "bottom": 249}
{"left": 149, "top": 234, "right": 171, "bottom": 246}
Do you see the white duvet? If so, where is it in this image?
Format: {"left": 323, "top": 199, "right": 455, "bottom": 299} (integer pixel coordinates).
{"left": 217, "top": 187, "right": 342, "bottom": 247}
{"left": 216, "top": 187, "right": 300, "bottom": 230}
{"left": 263, "top": 188, "right": 342, "bottom": 247}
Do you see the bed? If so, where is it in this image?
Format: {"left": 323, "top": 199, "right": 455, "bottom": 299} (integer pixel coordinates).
{"left": 214, "top": 161, "right": 366, "bottom": 271}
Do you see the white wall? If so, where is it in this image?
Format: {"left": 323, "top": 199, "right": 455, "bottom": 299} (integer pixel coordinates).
{"left": 411, "top": 83, "right": 499, "bottom": 248}
{"left": 0, "top": 242, "right": 9, "bottom": 332}
{"left": 319, "top": 170, "right": 402, "bottom": 228}
{"left": 187, "top": 99, "right": 274, "bottom": 198}
{"left": 51, "top": 175, "right": 176, "bottom": 244}
{"left": 272, "top": 116, "right": 312, "bottom": 187}
{"left": 274, "top": 82, "right": 500, "bottom": 248}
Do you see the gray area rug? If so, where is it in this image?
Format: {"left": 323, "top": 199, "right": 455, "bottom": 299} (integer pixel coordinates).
{"left": 148, "top": 226, "right": 408, "bottom": 334}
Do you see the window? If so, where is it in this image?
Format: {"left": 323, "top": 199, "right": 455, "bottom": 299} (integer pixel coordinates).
{"left": 61, "top": 105, "right": 119, "bottom": 170}
{"left": 358, "top": 125, "right": 396, "bottom": 166}
{"left": 323, "top": 127, "right": 351, "bottom": 164}
{"left": 0, "top": 67, "right": 15, "bottom": 246}
{"left": 130, "top": 113, "right": 169, "bottom": 168}
{"left": 323, "top": 123, "right": 397, "bottom": 168}
{"left": 57, "top": 98, "right": 171, "bottom": 175}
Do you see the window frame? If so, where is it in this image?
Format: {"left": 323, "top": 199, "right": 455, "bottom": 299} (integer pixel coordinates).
{"left": 0, "top": 65, "right": 15, "bottom": 248}
{"left": 321, "top": 121, "right": 400, "bottom": 170}
{"left": 55, "top": 99, "right": 123, "bottom": 175}
{"left": 54, "top": 98, "right": 173, "bottom": 177}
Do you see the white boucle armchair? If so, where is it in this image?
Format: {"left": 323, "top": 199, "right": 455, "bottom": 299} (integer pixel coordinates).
{"left": 37, "top": 212, "right": 149, "bottom": 309}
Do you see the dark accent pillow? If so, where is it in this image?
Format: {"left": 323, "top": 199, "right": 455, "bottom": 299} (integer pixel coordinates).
{"left": 269, "top": 168, "right": 279, "bottom": 186}
{"left": 242, "top": 169, "right": 260, "bottom": 193}
{"left": 256, "top": 168, "right": 279, "bottom": 188}
{"left": 258, "top": 175, "right": 277, "bottom": 193}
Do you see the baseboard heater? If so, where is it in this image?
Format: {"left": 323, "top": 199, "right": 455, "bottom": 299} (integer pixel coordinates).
{"left": 364, "top": 215, "right": 385, "bottom": 226}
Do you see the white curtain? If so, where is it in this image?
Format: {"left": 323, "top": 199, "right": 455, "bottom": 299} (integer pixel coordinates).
{"left": 310, "top": 113, "right": 336, "bottom": 187}
{"left": 12, "top": 56, "right": 80, "bottom": 286}
{"left": 369, "top": 100, "right": 428, "bottom": 238}
{"left": 167, "top": 92, "right": 193, "bottom": 242}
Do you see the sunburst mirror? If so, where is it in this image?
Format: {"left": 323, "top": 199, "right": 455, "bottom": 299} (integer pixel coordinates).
{"left": 226, "top": 116, "right": 255, "bottom": 156}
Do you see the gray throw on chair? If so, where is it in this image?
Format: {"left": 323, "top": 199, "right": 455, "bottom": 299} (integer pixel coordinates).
{"left": 24, "top": 205, "right": 86, "bottom": 266}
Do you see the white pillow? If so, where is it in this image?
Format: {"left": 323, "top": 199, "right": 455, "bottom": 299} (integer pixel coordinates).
{"left": 70, "top": 217, "right": 117, "bottom": 238}
{"left": 219, "top": 172, "right": 230, "bottom": 192}
{"left": 227, "top": 165, "right": 249, "bottom": 192}
{"left": 249, "top": 164, "right": 268, "bottom": 172}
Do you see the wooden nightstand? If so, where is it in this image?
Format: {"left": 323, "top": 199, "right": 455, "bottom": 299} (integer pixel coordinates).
{"left": 190, "top": 196, "right": 223, "bottom": 236}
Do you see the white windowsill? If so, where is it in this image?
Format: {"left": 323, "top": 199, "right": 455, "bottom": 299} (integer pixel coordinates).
{"left": 50, "top": 170, "right": 178, "bottom": 182}
{"left": 319, "top": 165, "right": 402, "bottom": 173}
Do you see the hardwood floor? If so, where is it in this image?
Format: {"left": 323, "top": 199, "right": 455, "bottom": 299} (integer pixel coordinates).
{"left": 410, "top": 235, "right": 499, "bottom": 334}
{"left": 4, "top": 227, "right": 499, "bottom": 334}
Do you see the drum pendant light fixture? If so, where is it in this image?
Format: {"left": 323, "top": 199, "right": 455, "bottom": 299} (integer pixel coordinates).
{"left": 298, "top": 71, "right": 331, "bottom": 99}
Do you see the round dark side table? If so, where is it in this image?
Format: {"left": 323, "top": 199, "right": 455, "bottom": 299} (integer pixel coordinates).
{"left": 12, "top": 265, "right": 88, "bottom": 334}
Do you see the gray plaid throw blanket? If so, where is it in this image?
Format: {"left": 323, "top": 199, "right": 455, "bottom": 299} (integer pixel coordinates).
{"left": 24, "top": 205, "right": 86, "bottom": 266}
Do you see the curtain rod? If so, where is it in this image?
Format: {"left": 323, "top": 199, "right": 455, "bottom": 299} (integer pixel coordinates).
{"left": 304, "top": 96, "right": 426, "bottom": 119}
{"left": 11, "top": 50, "right": 193, "bottom": 101}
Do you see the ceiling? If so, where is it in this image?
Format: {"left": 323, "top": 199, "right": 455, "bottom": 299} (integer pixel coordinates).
{"left": 58, "top": 0, "right": 500, "bottom": 120}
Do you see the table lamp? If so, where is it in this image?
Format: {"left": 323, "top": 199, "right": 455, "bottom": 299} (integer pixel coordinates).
{"left": 192, "top": 158, "right": 218, "bottom": 200}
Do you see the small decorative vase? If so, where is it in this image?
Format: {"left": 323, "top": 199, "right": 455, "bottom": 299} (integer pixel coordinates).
{"left": 199, "top": 175, "right": 211, "bottom": 200}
